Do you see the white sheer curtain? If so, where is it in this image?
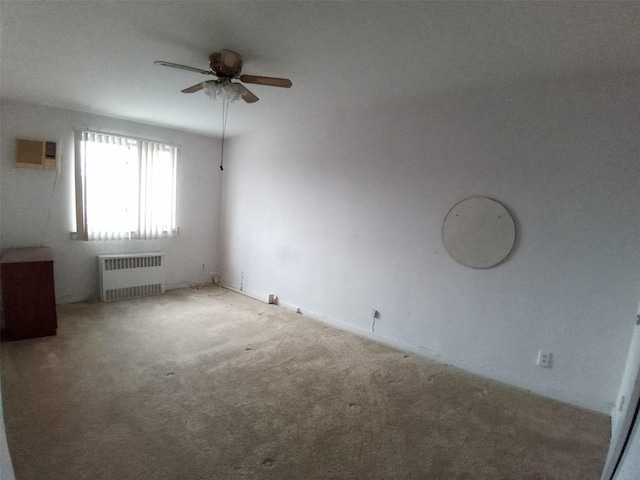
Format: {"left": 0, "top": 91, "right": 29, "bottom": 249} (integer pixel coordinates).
{"left": 80, "top": 131, "right": 177, "bottom": 241}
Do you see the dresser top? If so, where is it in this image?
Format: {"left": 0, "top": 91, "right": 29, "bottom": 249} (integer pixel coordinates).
{"left": 1, "top": 247, "right": 53, "bottom": 263}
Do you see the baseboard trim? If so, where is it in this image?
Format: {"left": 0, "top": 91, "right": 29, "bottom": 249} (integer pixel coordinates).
{"left": 55, "top": 293, "right": 96, "bottom": 305}
{"left": 221, "top": 285, "right": 611, "bottom": 415}
{"left": 221, "top": 284, "right": 268, "bottom": 303}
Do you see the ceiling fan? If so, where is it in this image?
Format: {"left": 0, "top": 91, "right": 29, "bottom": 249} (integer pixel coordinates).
{"left": 154, "top": 50, "right": 292, "bottom": 103}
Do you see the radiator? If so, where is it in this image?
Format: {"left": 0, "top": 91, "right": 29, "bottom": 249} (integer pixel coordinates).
{"left": 98, "top": 252, "right": 166, "bottom": 302}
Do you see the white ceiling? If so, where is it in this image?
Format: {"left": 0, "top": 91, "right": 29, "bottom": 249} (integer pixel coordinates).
{"left": 1, "top": 1, "right": 638, "bottom": 139}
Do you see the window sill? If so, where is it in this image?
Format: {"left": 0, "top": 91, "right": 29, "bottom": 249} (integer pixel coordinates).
{"left": 69, "top": 229, "right": 180, "bottom": 241}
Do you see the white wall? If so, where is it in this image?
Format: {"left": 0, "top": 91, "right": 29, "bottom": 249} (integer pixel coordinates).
{"left": 0, "top": 103, "right": 222, "bottom": 303}
{"left": 220, "top": 73, "right": 640, "bottom": 413}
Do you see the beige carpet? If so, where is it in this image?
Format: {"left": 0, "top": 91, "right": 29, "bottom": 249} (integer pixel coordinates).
{"left": 1, "top": 287, "right": 609, "bottom": 479}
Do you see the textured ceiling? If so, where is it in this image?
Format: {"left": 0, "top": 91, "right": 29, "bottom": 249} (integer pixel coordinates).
{"left": 1, "top": 1, "right": 638, "bottom": 138}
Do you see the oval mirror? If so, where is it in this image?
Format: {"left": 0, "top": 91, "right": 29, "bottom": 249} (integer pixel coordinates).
{"left": 442, "top": 197, "right": 515, "bottom": 269}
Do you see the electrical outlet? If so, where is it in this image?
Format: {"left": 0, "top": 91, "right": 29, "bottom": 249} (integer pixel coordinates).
{"left": 201, "top": 264, "right": 205, "bottom": 270}
{"left": 537, "top": 350, "right": 553, "bottom": 368}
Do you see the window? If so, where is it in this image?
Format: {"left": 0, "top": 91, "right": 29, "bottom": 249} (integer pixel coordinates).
{"left": 75, "top": 130, "right": 178, "bottom": 240}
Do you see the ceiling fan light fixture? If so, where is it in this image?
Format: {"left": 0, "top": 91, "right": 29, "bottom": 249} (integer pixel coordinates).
{"left": 156, "top": 49, "right": 289, "bottom": 104}
{"left": 202, "top": 80, "right": 244, "bottom": 102}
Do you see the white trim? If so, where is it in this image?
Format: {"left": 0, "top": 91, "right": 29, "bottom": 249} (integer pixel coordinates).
{"left": 222, "top": 284, "right": 270, "bottom": 304}
{"left": 601, "top": 312, "right": 640, "bottom": 480}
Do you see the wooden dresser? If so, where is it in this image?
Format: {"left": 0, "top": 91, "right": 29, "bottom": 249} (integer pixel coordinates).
{"left": 1, "top": 247, "right": 57, "bottom": 341}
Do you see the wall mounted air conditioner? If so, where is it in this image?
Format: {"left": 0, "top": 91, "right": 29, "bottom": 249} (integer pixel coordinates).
{"left": 15, "top": 137, "right": 58, "bottom": 169}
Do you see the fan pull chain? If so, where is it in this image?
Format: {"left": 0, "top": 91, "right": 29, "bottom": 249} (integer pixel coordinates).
{"left": 220, "top": 98, "right": 230, "bottom": 171}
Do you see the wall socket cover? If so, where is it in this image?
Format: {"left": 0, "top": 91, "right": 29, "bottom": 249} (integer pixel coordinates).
{"left": 537, "top": 350, "right": 553, "bottom": 368}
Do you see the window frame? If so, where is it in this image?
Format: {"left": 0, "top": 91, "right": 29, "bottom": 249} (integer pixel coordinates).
{"left": 74, "top": 129, "right": 179, "bottom": 241}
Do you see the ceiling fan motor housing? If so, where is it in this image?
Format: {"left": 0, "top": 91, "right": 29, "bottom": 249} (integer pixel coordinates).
{"left": 209, "top": 50, "right": 243, "bottom": 78}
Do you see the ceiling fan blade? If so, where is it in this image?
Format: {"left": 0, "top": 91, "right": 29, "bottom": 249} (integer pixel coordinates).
{"left": 181, "top": 83, "right": 204, "bottom": 94}
{"left": 237, "top": 84, "right": 259, "bottom": 103}
{"left": 239, "top": 75, "right": 292, "bottom": 88}
{"left": 154, "top": 60, "right": 213, "bottom": 75}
